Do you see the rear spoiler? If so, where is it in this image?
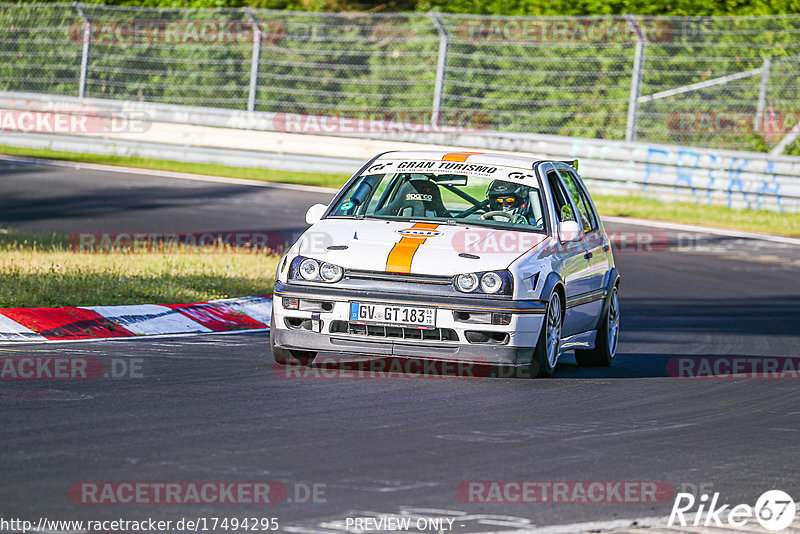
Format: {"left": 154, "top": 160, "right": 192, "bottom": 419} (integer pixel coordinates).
{"left": 559, "top": 159, "right": 579, "bottom": 173}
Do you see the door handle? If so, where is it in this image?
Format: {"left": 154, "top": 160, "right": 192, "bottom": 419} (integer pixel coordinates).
{"left": 584, "top": 251, "right": 593, "bottom": 260}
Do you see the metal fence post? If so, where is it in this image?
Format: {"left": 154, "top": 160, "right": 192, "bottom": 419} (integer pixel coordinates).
{"left": 74, "top": 2, "right": 91, "bottom": 99}
{"left": 244, "top": 8, "right": 262, "bottom": 113}
{"left": 624, "top": 14, "right": 646, "bottom": 143}
{"left": 755, "top": 57, "right": 771, "bottom": 134}
{"left": 430, "top": 12, "right": 449, "bottom": 127}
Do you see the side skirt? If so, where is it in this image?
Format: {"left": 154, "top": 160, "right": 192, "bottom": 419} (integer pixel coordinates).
{"left": 559, "top": 329, "right": 597, "bottom": 353}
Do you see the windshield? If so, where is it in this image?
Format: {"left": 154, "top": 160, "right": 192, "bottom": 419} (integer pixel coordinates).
{"left": 328, "top": 167, "right": 546, "bottom": 232}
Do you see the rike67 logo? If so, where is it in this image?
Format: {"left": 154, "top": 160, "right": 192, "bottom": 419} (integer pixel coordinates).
{"left": 670, "top": 490, "right": 796, "bottom": 531}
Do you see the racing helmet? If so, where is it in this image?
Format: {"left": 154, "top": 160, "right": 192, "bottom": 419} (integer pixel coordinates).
{"left": 487, "top": 180, "right": 528, "bottom": 214}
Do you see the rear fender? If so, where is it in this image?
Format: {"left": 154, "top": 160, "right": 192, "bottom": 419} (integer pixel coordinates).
{"left": 594, "top": 267, "right": 620, "bottom": 330}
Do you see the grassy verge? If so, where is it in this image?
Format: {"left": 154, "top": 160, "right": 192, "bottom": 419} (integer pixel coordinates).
{"left": 2, "top": 145, "right": 798, "bottom": 237}
{"left": 592, "top": 194, "right": 800, "bottom": 237}
{"left": 0, "top": 231, "right": 280, "bottom": 308}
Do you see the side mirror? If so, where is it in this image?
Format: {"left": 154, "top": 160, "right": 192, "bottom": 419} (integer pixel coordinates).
{"left": 559, "top": 220, "right": 583, "bottom": 242}
{"left": 305, "top": 203, "right": 327, "bottom": 225}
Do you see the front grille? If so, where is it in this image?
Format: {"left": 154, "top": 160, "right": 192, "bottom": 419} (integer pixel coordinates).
{"left": 330, "top": 321, "right": 458, "bottom": 342}
{"left": 344, "top": 269, "right": 452, "bottom": 286}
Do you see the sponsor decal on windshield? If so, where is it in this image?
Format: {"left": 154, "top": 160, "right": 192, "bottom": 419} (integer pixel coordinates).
{"left": 393, "top": 160, "right": 498, "bottom": 177}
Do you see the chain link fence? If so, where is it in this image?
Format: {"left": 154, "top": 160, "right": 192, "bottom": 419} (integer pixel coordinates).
{"left": 1, "top": 3, "right": 799, "bottom": 153}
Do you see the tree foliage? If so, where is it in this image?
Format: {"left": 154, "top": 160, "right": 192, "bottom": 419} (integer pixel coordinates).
{"left": 16, "top": 0, "right": 800, "bottom": 15}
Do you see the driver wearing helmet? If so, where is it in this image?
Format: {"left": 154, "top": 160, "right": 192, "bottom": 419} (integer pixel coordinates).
{"left": 483, "top": 180, "right": 531, "bottom": 225}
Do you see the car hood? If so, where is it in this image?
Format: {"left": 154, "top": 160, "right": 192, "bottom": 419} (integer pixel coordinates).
{"left": 294, "top": 218, "right": 547, "bottom": 275}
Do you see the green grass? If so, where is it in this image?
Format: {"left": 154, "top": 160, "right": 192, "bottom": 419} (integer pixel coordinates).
{"left": 0, "top": 231, "right": 280, "bottom": 308}
{"left": 592, "top": 194, "right": 800, "bottom": 237}
{"left": 786, "top": 136, "right": 800, "bottom": 158}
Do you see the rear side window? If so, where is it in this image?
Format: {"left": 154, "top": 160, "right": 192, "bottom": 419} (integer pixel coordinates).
{"left": 559, "top": 170, "right": 598, "bottom": 232}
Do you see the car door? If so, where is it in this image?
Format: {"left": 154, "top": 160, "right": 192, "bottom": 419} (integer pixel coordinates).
{"left": 545, "top": 168, "right": 593, "bottom": 336}
{"left": 558, "top": 168, "right": 611, "bottom": 293}
{"left": 557, "top": 167, "right": 609, "bottom": 330}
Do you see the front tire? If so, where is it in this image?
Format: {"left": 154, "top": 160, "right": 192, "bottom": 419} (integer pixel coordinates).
{"left": 575, "top": 285, "right": 619, "bottom": 367}
{"left": 529, "top": 292, "right": 563, "bottom": 378}
{"left": 270, "top": 314, "right": 315, "bottom": 366}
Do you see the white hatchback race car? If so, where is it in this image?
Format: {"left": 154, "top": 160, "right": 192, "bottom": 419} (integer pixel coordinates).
{"left": 271, "top": 151, "right": 620, "bottom": 377}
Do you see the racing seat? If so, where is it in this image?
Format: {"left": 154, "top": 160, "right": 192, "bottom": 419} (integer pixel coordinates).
{"left": 377, "top": 179, "right": 450, "bottom": 219}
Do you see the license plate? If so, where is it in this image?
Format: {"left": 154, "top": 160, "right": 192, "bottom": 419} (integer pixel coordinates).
{"left": 350, "top": 302, "right": 436, "bottom": 329}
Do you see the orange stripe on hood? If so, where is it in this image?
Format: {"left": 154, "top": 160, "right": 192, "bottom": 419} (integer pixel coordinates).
{"left": 442, "top": 151, "right": 483, "bottom": 162}
{"left": 386, "top": 222, "right": 440, "bottom": 274}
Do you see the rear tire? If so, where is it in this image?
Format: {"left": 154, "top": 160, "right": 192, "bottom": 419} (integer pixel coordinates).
{"left": 575, "top": 285, "right": 619, "bottom": 367}
{"left": 528, "top": 291, "right": 563, "bottom": 378}
{"left": 270, "top": 314, "right": 315, "bottom": 366}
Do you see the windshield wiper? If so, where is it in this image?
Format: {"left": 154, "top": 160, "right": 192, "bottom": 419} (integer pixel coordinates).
{"left": 362, "top": 214, "right": 408, "bottom": 222}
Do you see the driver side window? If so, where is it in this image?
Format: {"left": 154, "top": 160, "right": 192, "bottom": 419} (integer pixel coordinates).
{"left": 559, "top": 170, "right": 598, "bottom": 233}
{"left": 547, "top": 171, "right": 576, "bottom": 223}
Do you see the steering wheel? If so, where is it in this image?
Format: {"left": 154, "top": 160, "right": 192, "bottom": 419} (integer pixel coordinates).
{"left": 480, "top": 210, "right": 513, "bottom": 221}
{"left": 481, "top": 211, "right": 529, "bottom": 225}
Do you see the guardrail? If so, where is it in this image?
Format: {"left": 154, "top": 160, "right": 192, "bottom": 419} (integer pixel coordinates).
{"left": 1, "top": 91, "right": 799, "bottom": 212}
{"left": 4, "top": 5, "right": 800, "bottom": 155}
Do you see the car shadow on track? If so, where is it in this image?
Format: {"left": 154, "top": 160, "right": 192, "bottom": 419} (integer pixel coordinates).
{"left": 620, "top": 295, "right": 800, "bottom": 337}
{"left": 274, "top": 352, "right": 798, "bottom": 381}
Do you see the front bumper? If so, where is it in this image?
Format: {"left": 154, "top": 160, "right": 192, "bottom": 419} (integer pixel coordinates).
{"left": 272, "top": 281, "right": 546, "bottom": 366}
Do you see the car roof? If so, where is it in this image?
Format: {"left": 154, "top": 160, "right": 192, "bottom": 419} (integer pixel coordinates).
{"left": 374, "top": 150, "right": 561, "bottom": 169}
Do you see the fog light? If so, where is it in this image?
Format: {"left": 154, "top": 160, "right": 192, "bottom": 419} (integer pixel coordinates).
{"left": 283, "top": 297, "right": 299, "bottom": 310}
{"left": 492, "top": 312, "right": 512, "bottom": 325}
{"left": 465, "top": 331, "right": 490, "bottom": 343}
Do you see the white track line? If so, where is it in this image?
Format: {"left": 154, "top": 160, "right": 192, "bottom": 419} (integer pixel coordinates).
{"left": 603, "top": 215, "right": 800, "bottom": 246}
{"left": 0, "top": 328, "right": 268, "bottom": 346}
{"left": 533, "top": 515, "right": 667, "bottom": 533}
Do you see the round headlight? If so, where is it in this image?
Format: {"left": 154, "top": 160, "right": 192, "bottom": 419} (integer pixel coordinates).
{"left": 455, "top": 273, "right": 479, "bottom": 292}
{"left": 299, "top": 258, "right": 319, "bottom": 281}
{"left": 480, "top": 271, "right": 503, "bottom": 294}
{"left": 320, "top": 262, "right": 343, "bottom": 283}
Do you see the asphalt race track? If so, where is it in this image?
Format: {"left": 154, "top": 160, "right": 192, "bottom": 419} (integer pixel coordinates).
{"left": 1, "top": 159, "right": 800, "bottom": 532}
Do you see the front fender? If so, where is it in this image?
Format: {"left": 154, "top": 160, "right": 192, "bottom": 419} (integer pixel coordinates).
{"left": 538, "top": 271, "right": 564, "bottom": 303}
